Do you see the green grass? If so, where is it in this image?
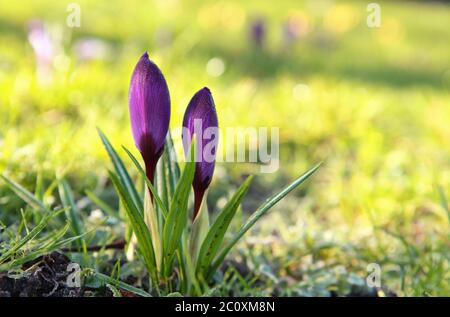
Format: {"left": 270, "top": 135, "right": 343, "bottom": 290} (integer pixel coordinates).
{"left": 0, "top": 0, "right": 449, "bottom": 296}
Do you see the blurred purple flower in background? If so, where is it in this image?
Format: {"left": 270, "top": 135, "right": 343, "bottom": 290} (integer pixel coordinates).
{"left": 283, "top": 18, "right": 301, "bottom": 47}
{"left": 282, "top": 14, "right": 310, "bottom": 48}
{"left": 74, "top": 37, "right": 111, "bottom": 62}
{"left": 129, "top": 52, "right": 171, "bottom": 185}
{"left": 249, "top": 17, "right": 266, "bottom": 49}
{"left": 27, "top": 19, "right": 54, "bottom": 83}
{"left": 182, "top": 87, "right": 219, "bottom": 220}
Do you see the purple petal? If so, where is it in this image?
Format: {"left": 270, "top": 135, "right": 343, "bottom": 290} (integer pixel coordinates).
{"left": 250, "top": 17, "right": 266, "bottom": 48}
{"left": 182, "top": 87, "right": 219, "bottom": 219}
{"left": 129, "top": 52, "right": 171, "bottom": 182}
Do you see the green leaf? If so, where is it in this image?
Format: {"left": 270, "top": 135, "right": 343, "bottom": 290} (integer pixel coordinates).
{"left": 156, "top": 157, "right": 169, "bottom": 210}
{"left": 109, "top": 171, "right": 158, "bottom": 282}
{"left": 54, "top": 232, "right": 93, "bottom": 249}
{"left": 95, "top": 272, "right": 152, "bottom": 297}
{"left": 208, "top": 162, "right": 322, "bottom": 279}
{"left": 0, "top": 175, "right": 46, "bottom": 211}
{"left": 165, "top": 131, "right": 181, "bottom": 196}
{"left": 0, "top": 211, "right": 54, "bottom": 264}
{"left": 181, "top": 234, "right": 202, "bottom": 296}
{"left": 175, "top": 246, "right": 188, "bottom": 293}
{"left": 438, "top": 186, "right": 450, "bottom": 225}
{"left": 85, "top": 190, "right": 118, "bottom": 219}
{"left": 34, "top": 172, "right": 44, "bottom": 202}
{"left": 143, "top": 188, "right": 162, "bottom": 270}
{"left": 58, "top": 179, "right": 85, "bottom": 239}
{"left": 189, "top": 200, "right": 209, "bottom": 266}
{"left": 162, "top": 141, "right": 196, "bottom": 276}
{"left": 196, "top": 176, "right": 253, "bottom": 276}
{"left": 122, "top": 146, "right": 169, "bottom": 218}
{"left": 97, "top": 129, "right": 143, "bottom": 213}
{"left": 6, "top": 223, "right": 71, "bottom": 268}
{"left": 106, "top": 284, "right": 123, "bottom": 297}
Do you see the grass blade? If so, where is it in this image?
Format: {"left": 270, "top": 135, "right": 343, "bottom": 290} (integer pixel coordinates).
{"left": 58, "top": 178, "right": 85, "bottom": 239}
{"left": 35, "top": 172, "right": 44, "bottom": 202}
{"left": 95, "top": 272, "right": 152, "bottom": 297}
{"left": 0, "top": 211, "right": 53, "bottom": 264}
{"left": 438, "top": 186, "right": 450, "bottom": 225}
{"left": 196, "top": 176, "right": 253, "bottom": 276}
{"left": 208, "top": 162, "right": 322, "bottom": 279}
{"left": 0, "top": 175, "right": 46, "bottom": 211}
{"left": 85, "top": 190, "right": 119, "bottom": 219}
{"left": 6, "top": 223, "right": 71, "bottom": 268}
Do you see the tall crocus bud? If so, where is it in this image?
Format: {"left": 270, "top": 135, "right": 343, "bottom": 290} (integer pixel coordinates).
{"left": 182, "top": 87, "right": 219, "bottom": 220}
{"left": 129, "top": 52, "right": 170, "bottom": 184}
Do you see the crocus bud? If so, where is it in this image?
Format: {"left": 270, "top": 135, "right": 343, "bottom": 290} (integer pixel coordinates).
{"left": 129, "top": 52, "right": 170, "bottom": 183}
{"left": 182, "top": 87, "right": 219, "bottom": 220}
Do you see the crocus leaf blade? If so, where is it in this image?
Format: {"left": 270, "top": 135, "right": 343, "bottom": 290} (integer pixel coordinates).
{"left": 108, "top": 171, "right": 158, "bottom": 282}
{"left": 165, "top": 131, "right": 181, "bottom": 197}
{"left": 208, "top": 162, "right": 322, "bottom": 279}
{"left": 98, "top": 129, "right": 143, "bottom": 213}
{"left": 196, "top": 176, "right": 253, "bottom": 276}
{"left": 162, "top": 140, "right": 196, "bottom": 275}
{"left": 156, "top": 156, "right": 169, "bottom": 209}
{"left": 122, "top": 146, "right": 169, "bottom": 218}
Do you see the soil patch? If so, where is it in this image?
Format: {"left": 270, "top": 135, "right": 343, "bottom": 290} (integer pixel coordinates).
{"left": 0, "top": 252, "right": 81, "bottom": 297}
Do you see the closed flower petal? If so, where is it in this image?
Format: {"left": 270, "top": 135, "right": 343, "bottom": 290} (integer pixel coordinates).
{"left": 182, "top": 87, "right": 219, "bottom": 220}
{"left": 129, "top": 52, "right": 170, "bottom": 183}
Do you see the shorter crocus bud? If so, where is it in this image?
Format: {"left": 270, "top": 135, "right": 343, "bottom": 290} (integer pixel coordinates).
{"left": 182, "top": 87, "right": 219, "bottom": 220}
{"left": 128, "top": 52, "right": 171, "bottom": 184}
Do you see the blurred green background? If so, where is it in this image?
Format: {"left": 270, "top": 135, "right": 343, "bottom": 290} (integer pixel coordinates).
{"left": 0, "top": 0, "right": 449, "bottom": 295}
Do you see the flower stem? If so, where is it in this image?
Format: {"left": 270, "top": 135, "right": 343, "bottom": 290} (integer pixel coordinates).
{"left": 189, "top": 191, "right": 209, "bottom": 267}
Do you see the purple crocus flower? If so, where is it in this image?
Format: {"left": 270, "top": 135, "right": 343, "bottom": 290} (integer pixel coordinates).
{"left": 283, "top": 21, "right": 299, "bottom": 46}
{"left": 249, "top": 17, "right": 266, "bottom": 49}
{"left": 182, "top": 87, "right": 219, "bottom": 220}
{"left": 129, "top": 52, "right": 171, "bottom": 184}
{"left": 27, "top": 19, "right": 55, "bottom": 84}
{"left": 27, "top": 19, "right": 54, "bottom": 66}
{"left": 74, "top": 37, "right": 111, "bottom": 62}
